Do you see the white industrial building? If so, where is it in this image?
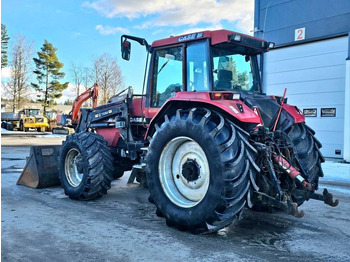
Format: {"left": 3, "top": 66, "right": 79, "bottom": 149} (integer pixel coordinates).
{"left": 254, "top": 0, "right": 350, "bottom": 162}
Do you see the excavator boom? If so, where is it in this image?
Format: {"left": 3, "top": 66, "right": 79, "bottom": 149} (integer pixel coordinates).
{"left": 71, "top": 83, "right": 99, "bottom": 125}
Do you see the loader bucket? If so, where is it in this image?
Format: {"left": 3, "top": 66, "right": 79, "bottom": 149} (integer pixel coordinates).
{"left": 17, "top": 145, "right": 61, "bottom": 188}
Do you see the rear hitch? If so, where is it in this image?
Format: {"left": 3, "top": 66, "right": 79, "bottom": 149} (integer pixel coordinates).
{"left": 309, "top": 189, "right": 339, "bottom": 207}
{"left": 323, "top": 189, "right": 339, "bottom": 207}
{"left": 253, "top": 192, "right": 305, "bottom": 218}
{"left": 293, "top": 188, "right": 339, "bottom": 207}
{"left": 290, "top": 202, "right": 304, "bottom": 218}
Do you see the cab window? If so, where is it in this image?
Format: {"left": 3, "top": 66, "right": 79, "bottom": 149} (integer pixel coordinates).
{"left": 186, "top": 41, "right": 209, "bottom": 92}
{"left": 151, "top": 46, "right": 183, "bottom": 107}
{"left": 212, "top": 47, "right": 255, "bottom": 92}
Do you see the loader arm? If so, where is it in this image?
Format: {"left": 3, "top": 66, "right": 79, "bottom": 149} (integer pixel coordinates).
{"left": 71, "top": 83, "right": 99, "bottom": 125}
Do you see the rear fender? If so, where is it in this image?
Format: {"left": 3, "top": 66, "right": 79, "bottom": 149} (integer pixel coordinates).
{"left": 145, "top": 92, "right": 261, "bottom": 138}
{"left": 282, "top": 104, "right": 305, "bottom": 123}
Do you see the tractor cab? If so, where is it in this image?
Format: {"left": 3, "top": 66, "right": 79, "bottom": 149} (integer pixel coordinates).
{"left": 121, "top": 30, "right": 282, "bottom": 133}
{"left": 122, "top": 30, "right": 274, "bottom": 109}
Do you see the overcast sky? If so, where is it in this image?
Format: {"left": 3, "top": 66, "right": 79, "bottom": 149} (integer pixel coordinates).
{"left": 1, "top": 0, "right": 254, "bottom": 103}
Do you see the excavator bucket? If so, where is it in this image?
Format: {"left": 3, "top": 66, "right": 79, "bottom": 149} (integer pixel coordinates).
{"left": 17, "top": 145, "right": 61, "bottom": 188}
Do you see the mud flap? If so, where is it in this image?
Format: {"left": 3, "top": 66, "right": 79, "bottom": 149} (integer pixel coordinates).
{"left": 17, "top": 145, "right": 61, "bottom": 188}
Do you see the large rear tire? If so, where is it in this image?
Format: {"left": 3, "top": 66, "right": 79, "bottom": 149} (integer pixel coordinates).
{"left": 286, "top": 123, "right": 324, "bottom": 204}
{"left": 146, "top": 108, "right": 259, "bottom": 233}
{"left": 59, "top": 132, "right": 113, "bottom": 200}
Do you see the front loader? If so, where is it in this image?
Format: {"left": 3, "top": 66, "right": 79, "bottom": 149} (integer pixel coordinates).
{"left": 18, "top": 29, "right": 338, "bottom": 233}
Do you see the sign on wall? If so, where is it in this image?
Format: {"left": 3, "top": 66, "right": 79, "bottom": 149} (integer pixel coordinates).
{"left": 321, "top": 108, "right": 336, "bottom": 117}
{"left": 295, "top": 27, "right": 306, "bottom": 41}
{"left": 303, "top": 108, "right": 317, "bottom": 117}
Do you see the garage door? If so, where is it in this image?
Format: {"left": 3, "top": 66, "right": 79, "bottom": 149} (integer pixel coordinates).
{"left": 263, "top": 36, "right": 348, "bottom": 158}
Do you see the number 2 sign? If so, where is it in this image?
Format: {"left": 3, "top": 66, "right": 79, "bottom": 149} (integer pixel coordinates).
{"left": 295, "top": 27, "right": 305, "bottom": 41}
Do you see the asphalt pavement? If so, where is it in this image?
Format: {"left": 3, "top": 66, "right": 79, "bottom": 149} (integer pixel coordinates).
{"left": 1, "top": 133, "right": 350, "bottom": 261}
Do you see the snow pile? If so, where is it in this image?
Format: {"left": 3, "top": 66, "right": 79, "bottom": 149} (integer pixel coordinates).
{"left": 321, "top": 161, "right": 350, "bottom": 184}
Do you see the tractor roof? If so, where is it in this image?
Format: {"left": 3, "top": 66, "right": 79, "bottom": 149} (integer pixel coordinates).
{"left": 151, "top": 29, "right": 272, "bottom": 53}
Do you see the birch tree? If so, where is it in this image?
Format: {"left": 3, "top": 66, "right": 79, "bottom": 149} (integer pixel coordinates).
{"left": 92, "top": 53, "right": 124, "bottom": 104}
{"left": 3, "top": 35, "right": 33, "bottom": 112}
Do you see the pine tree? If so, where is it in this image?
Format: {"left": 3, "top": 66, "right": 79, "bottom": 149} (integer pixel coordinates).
{"left": 1, "top": 24, "right": 10, "bottom": 68}
{"left": 32, "top": 40, "right": 69, "bottom": 114}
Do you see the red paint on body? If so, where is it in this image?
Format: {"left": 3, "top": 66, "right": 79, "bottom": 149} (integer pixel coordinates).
{"left": 96, "top": 128, "right": 121, "bottom": 147}
{"left": 169, "top": 92, "right": 261, "bottom": 123}
{"left": 283, "top": 104, "right": 305, "bottom": 123}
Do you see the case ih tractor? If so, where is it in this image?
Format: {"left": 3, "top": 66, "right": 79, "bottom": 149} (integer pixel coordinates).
{"left": 21, "top": 29, "right": 338, "bottom": 233}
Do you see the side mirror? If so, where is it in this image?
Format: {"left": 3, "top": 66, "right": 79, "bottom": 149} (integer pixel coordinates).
{"left": 121, "top": 40, "right": 131, "bottom": 61}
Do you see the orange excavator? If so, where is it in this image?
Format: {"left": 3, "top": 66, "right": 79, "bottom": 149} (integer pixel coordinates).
{"left": 52, "top": 83, "right": 99, "bottom": 134}
{"left": 71, "top": 83, "right": 99, "bottom": 126}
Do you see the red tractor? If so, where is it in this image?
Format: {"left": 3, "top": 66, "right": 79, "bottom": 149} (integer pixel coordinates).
{"left": 57, "top": 30, "right": 337, "bottom": 233}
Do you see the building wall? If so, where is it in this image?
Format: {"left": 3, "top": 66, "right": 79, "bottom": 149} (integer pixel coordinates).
{"left": 255, "top": 0, "right": 350, "bottom": 160}
{"left": 254, "top": 0, "right": 350, "bottom": 46}
{"left": 263, "top": 36, "right": 347, "bottom": 158}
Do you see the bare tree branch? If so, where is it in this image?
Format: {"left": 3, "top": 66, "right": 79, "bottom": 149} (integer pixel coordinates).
{"left": 4, "top": 34, "right": 33, "bottom": 112}
{"left": 92, "top": 53, "right": 124, "bottom": 104}
{"left": 70, "top": 63, "right": 83, "bottom": 97}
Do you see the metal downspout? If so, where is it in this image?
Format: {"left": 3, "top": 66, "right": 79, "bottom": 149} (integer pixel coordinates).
{"left": 343, "top": 33, "right": 350, "bottom": 162}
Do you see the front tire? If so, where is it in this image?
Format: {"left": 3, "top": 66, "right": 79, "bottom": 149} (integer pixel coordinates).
{"left": 59, "top": 132, "right": 113, "bottom": 200}
{"left": 146, "top": 108, "right": 258, "bottom": 233}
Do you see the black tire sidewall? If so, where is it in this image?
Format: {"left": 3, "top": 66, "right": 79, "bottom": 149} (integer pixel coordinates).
{"left": 147, "top": 118, "right": 224, "bottom": 227}
{"left": 59, "top": 138, "right": 89, "bottom": 198}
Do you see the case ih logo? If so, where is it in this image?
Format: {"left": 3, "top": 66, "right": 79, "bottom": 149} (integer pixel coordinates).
{"left": 178, "top": 33, "right": 203, "bottom": 42}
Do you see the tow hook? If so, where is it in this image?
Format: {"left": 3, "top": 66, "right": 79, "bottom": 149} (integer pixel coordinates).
{"left": 290, "top": 202, "right": 304, "bottom": 218}
{"left": 293, "top": 188, "right": 339, "bottom": 207}
{"left": 287, "top": 189, "right": 339, "bottom": 218}
{"left": 322, "top": 189, "right": 339, "bottom": 207}
{"left": 307, "top": 189, "right": 339, "bottom": 207}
